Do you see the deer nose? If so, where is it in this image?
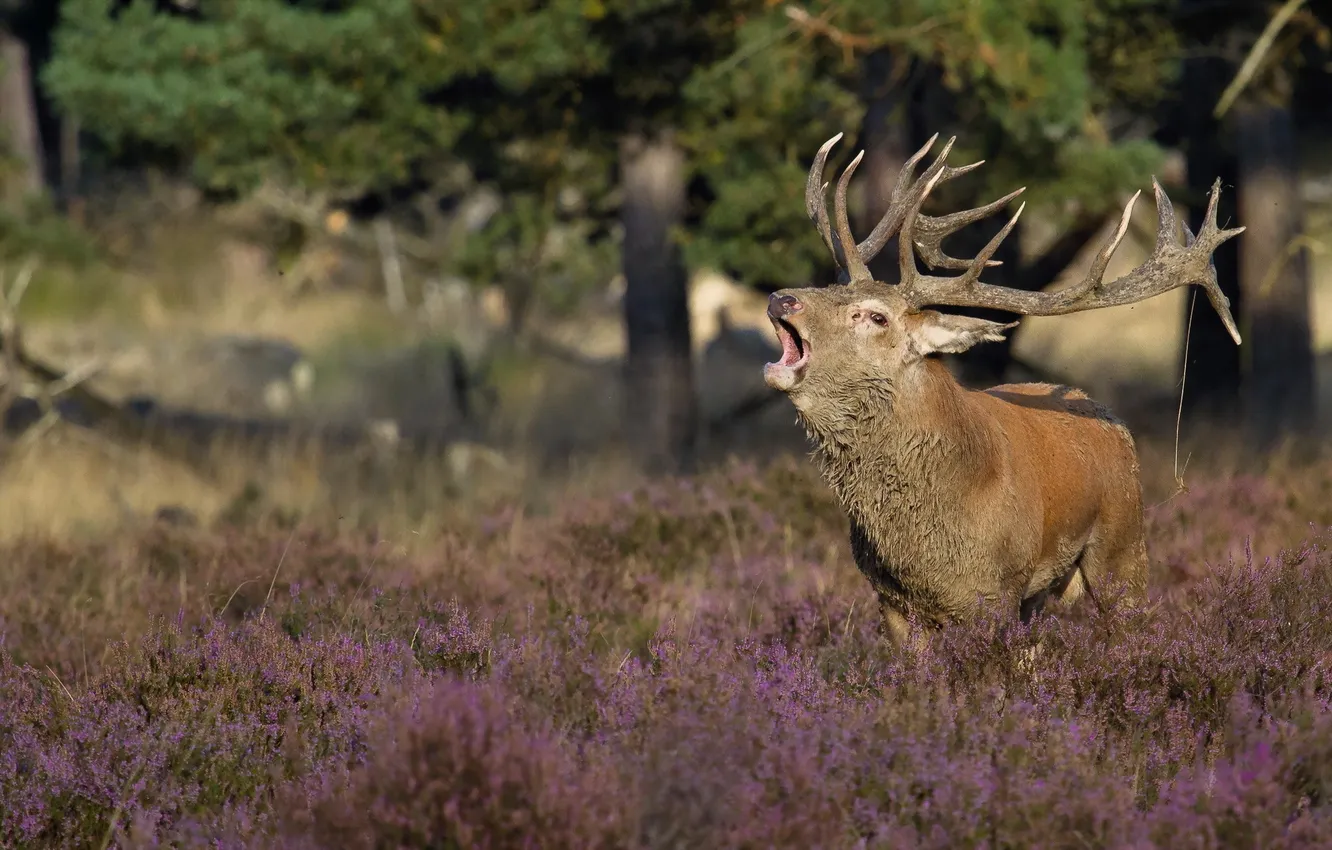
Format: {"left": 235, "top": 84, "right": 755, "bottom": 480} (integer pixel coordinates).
{"left": 768, "top": 293, "right": 802, "bottom": 319}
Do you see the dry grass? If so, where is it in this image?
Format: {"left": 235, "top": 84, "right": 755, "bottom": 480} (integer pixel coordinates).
{"left": 1, "top": 405, "right": 1327, "bottom": 545}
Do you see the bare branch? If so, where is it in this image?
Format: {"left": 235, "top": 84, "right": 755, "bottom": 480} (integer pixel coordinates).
{"left": 784, "top": 5, "right": 963, "bottom": 62}
{"left": 784, "top": 6, "right": 874, "bottom": 64}
{"left": 1214, "top": 0, "right": 1308, "bottom": 119}
{"left": 0, "top": 258, "right": 38, "bottom": 437}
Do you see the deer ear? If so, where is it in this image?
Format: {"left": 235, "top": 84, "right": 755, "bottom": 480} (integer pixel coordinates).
{"left": 906, "top": 311, "right": 1019, "bottom": 356}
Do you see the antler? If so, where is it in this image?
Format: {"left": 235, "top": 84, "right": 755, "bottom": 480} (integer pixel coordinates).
{"left": 805, "top": 132, "right": 1245, "bottom": 345}
{"left": 805, "top": 133, "right": 1024, "bottom": 284}
{"left": 897, "top": 168, "right": 1244, "bottom": 344}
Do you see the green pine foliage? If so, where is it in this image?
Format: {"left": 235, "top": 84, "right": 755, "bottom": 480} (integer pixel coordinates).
{"left": 44, "top": 0, "right": 466, "bottom": 199}
{"left": 679, "top": 12, "right": 865, "bottom": 288}
{"left": 42, "top": 0, "right": 1187, "bottom": 294}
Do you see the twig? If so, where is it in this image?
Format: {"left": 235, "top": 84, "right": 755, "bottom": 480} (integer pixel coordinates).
{"left": 217, "top": 579, "right": 260, "bottom": 620}
{"left": 0, "top": 258, "right": 38, "bottom": 428}
{"left": 0, "top": 288, "right": 224, "bottom": 477}
{"left": 1257, "top": 232, "right": 1327, "bottom": 298}
{"left": 258, "top": 525, "right": 300, "bottom": 623}
{"left": 1173, "top": 291, "right": 1197, "bottom": 491}
{"left": 746, "top": 578, "right": 767, "bottom": 635}
{"left": 784, "top": 5, "right": 874, "bottom": 64}
{"left": 6, "top": 356, "right": 107, "bottom": 457}
{"left": 4, "top": 257, "right": 36, "bottom": 308}
{"left": 785, "top": 5, "right": 964, "bottom": 62}
{"left": 46, "top": 356, "right": 106, "bottom": 398}
{"left": 44, "top": 666, "right": 76, "bottom": 702}
{"left": 1213, "top": 0, "right": 1308, "bottom": 119}
{"left": 842, "top": 598, "right": 858, "bottom": 639}
{"left": 1149, "top": 290, "right": 1198, "bottom": 511}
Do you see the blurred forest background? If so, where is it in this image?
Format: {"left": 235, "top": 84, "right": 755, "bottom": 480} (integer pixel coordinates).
{"left": 1, "top": 0, "right": 1331, "bottom": 537}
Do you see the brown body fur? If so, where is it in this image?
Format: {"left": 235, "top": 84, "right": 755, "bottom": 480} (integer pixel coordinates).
{"left": 765, "top": 288, "right": 1149, "bottom": 647}
{"left": 809, "top": 361, "right": 1146, "bottom": 645}
{"left": 768, "top": 130, "right": 1240, "bottom": 646}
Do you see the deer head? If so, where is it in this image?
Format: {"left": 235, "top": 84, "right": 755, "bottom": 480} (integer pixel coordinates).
{"left": 764, "top": 132, "right": 1244, "bottom": 419}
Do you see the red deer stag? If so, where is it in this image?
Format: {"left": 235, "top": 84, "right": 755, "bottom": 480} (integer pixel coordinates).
{"left": 764, "top": 132, "right": 1243, "bottom": 647}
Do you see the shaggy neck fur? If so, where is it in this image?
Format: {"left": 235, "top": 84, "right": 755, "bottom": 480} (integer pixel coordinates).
{"left": 796, "top": 360, "right": 1004, "bottom": 614}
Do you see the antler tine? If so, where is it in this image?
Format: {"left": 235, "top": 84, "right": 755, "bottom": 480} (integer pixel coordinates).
{"left": 896, "top": 158, "right": 1026, "bottom": 301}
{"left": 912, "top": 183, "right": 1027, "bottom": 270}
{"left": 1146, "top": 178, "right": 1241, "bottom": 344}
{"left": 805, "top": 130, "right": 1017, "bottom": 285}
{"left": 834, "top": 150, "right": 872, "bottom": 282}
{"left": 805, "top": 133, "right": 844, "bottom": 265}
{"left": 892, "top": 177, "right": 1245, "bottom": 347}
{"left": 1194, "top": 177, "right": 1248, "bottom": 252}
{"left": 896, "top": 166, "right": 947, "bottom": 297}
{"left": 958, "top": 200, "right": 1026, "bottom": 284}
{"left": 852, "top": 133, "right": 940, "bottom": 262}
{"left": 1183, "top": 177, "right": 1246, "bottom": 344}
{"left": 1153, "top": 176, "right": 1180, "bottom": 251}
{"left": 1056, "top": 190, "right": 1141, "bottom": 304}
{"left": 1199, "top": 177, "right": 1221, "bottom": 242}
{"left": 857, "top": 137, "right": 1025, "bottom": 273}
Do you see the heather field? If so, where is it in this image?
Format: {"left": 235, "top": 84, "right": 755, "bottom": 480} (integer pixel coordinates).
{"left": 4, "top": 440, "right": 1332, "bottom": 849}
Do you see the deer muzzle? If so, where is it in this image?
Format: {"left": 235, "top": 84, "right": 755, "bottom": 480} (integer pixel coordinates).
{"left": 764, "top": 293, "right": 810, "bottom": 392}
{"left": 767, "top": 293, "right": 803, "bottom": 319}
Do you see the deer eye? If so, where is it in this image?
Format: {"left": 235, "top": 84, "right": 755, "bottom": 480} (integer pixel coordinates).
{"left": 869, "top": 312, "right": 888, "bottom": 326}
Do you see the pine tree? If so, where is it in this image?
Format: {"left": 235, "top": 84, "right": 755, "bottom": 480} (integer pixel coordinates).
{"left": 44, "top": 0, "right": 470, "bottom": 200}
{"left": 1, "top": 1, "right": 44, "bottom": 209}
{"left": 46, "top": 0, "right": 1314, "bottom": 464}
{"left": 759, "top": 1, "right": 1186, "bottom": 383}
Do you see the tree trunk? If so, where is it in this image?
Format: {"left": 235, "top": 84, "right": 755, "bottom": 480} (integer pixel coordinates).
{"left": 856, "top": 50, "right": 917, "bottom": 283}
{"left": 60, "top": 112, "right": 83, "bottom": 223}
{"left": 619, "top": 130, "right": 697, "bottom": 475}
{"left": 856, "top": 56, "right": 1081, "bottom": 387}
{"left": 908, "top": 70, "right": 1028, "bottom": 386}
{"left": 1176, "top": 52, "right": 1244, "bottom": 420}
{"left": 0, "top": 27, "right": 43, "bottom": 208}
{"left": 1233, "top": 99, "right": 1316, "bottom": 444}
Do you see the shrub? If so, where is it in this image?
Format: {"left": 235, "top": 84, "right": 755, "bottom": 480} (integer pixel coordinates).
{"left": 2, "top": 460, "right": 1331, "bottom": 846}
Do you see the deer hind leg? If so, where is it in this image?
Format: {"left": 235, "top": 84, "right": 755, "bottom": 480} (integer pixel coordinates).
{"left": 1019, "top": 548, "right": 1092, "bottom": 624}
{"left": 1017, "top": 535, "right": 1148, "bottom": 677}
{"left": 1048, "top": 560, "right": 1088, "bottom": 609}
{"left": 1067, "top": 530, "right": 1149, "bottom": 614}
{"left": 1016, "top": 561, "right": 1087, "bottom": 676}
{"left": 1019, "top": 587, "right": 1052, "bottom": 623}
{"left": 1015, "top": 580, "right": 1065, "bottom": 678}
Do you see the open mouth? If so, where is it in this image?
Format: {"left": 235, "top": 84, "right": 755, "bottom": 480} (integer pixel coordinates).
{"left": 772, "top": 319, "right": 808, "bottom": 367}
{"left": 765, "top": 318, "right": 810, "bottom": 389}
